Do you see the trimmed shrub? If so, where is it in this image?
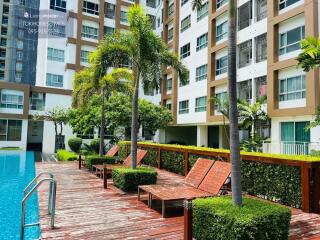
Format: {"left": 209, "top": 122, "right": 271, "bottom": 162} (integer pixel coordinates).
{"left": 90, "top": 139, "right": 100, "bottom": 154}
{"left": 193, "top": 196, "right": 291, "bottom": 240}
{"left": 85, "top": 155, "right": 116, "bottom": 170}
{"left": 68, "top": 137, "right": 82, "bottom": 153}
{"left": 161, "top": 150, "right": 185, "bottom": 175}
{"left": 56, "top": 150, "right": 78, "bottom": 161}
{"left": 142, "top": 149, "right": 158, "bottom": 167}
{"left": 112, "top": 167, "right": 157, "bottom": 191}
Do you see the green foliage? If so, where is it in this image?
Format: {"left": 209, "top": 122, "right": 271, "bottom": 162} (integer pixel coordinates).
{"left": 297, "top": 36, "right": 320, "bottom": 72}
{"left": 240, "top": 136, "right": 266, "bottom": 152}
{"left": 112, "top": 167, "right": 157, "bottom": 191}
{"left": 141, "top": 149, "right": 158, "bottom": 167}
{"left": 68, "top": 137, "right": 83, "bottom": 153}
{"left": 56, "top": 150, "right": 78, "bottom": 161}
{"left": 193, "top": 196, "right": 291, "bottom": 240}
{"left": 90, "top": 139, "right": 101, "bottom": 154}
{"left": 118, "top": 141, "right": 129, "bottom": 160}
{"left": 241, "top": 161, "right": 302, "bottom": 208}
{"left": 310, "top": 150, "right": 320, "bottom": 157}
{"left": 161, "top": 151, "right": 185, "bottom": 175}
{"left": 306, "top": 107, "right": 320, "bottom": 130}
{"left": 85, "top": 155, "right": 116, "bottom": 170}
{"left": 0, "top": 147, "right": 20, "bottom": 150}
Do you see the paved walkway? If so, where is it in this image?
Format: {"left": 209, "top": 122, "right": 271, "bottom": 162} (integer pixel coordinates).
{"left": 36, "top": 162, "right": 320, "bottom": 240}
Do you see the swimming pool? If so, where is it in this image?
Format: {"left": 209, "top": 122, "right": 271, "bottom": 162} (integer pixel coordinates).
{"left": 0, "top": 151, "right": 40, "bottom": 240}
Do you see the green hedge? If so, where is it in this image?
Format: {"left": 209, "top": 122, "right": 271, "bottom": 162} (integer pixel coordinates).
{"left": 112, "top": 167, "right": 157, "bottom": 191}
{"left": 68, "top": 137, "right": 82, "bottom": 153}
{"left": 90, "top": 139, "right": 100, "bottom": 154}
{"left": 117, "top": 141, "right": 314, "bottom": 208}
{"left": 193, "top": 196, "right": 291, "bottom": 240}
{"left": 85, "top": 155, "right": 116, "bottom": 170}
{"left": 56, "top": 150, "right": 78, "bottom": 161}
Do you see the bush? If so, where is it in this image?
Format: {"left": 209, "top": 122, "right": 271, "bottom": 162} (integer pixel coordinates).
{"left": 56, "top": 150, "right": 78, "bottom": 161}
{"left": 193, "top": 196, "right": 291, "bottom": 240}
{"left": 68, "top": 137, "right": 82, "bottom": 153}
{"left": 85, "top": 155, "right": 116, "bottom": 170}
{"left": 112, "top": 167, "right": 157, "bottom": 191}
{"left": 90, "top": 139, "right": 100, "bottom": 154}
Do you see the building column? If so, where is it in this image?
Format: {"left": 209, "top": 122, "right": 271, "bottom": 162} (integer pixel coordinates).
{"left": 197, "top": 125, "right": 208, "bottom": 147}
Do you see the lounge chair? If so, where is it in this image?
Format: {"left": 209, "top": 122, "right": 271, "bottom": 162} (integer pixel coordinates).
{"left": 93, "top": 149, "right": 148, "bottom": 178}
{"left": 138, "top": 158, "right": 231, "bottom": 217}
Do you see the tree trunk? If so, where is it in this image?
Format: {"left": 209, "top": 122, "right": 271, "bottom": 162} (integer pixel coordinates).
{"left": 99, "top": 88, "right": 105, "bottom": 156}
{"left": 228, "top": 0, "right": 242, "bottom": 207}
{"left": 222, "top": 116, "right": 230, "bottom": 145}
{"left": 130, "top": 76, "right": 140, "bottom": 169}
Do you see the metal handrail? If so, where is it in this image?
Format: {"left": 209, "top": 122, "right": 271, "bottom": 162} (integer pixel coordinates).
{"left": 24, "top": 172, "right": 54, "bottom": 215}
{"left": 21, "top": 177, "right": 57, "bottom": 240}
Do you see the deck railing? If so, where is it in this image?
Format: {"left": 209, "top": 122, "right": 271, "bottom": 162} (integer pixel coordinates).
{"left": 262, "top": 141, "right": 320, "bottom": 155}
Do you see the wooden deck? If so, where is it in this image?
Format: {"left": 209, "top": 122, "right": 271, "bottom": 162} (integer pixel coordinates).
{"left": 37, "top": 162, "right": 320, "bottom": 240}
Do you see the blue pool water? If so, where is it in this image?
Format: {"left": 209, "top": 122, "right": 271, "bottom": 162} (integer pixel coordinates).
{"left": 0, "top": 151, "right": 40, "bottom": 240}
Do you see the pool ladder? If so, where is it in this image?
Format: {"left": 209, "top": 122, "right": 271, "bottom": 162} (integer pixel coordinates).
{"left": 21, "top": 172, "right": 57, "bottom": 240}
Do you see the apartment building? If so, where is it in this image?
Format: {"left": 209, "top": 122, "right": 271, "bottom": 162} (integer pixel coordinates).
{"left": 143, "top": 0, "right": 320, "bottom": 155}
{"left": 0, "top": 0, "right": 158, "bottom": 153}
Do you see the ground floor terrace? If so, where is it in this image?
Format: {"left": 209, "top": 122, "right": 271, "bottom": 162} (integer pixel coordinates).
{"left": 37, "top": 161, "right": 320, "bottom": 240}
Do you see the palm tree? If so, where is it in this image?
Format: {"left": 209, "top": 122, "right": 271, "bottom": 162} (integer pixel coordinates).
{"left": 73, "top": 67, "right": 132, "bottom": 156}
{"left": 211, "top": 96, "right": 230, "bottom": 144}
{"left": 192, "top": 0, "right": 242, "bottom": 206}
{"left": 297, "top": 36, "right": 320, "bottom": 71}
{"left": 94, "top": 5, "right": 188, "bottom": 168}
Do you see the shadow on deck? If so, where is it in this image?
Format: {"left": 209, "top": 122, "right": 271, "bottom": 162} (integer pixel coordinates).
{"left": 36, "top": 162, "right": 320, "bottom": 240}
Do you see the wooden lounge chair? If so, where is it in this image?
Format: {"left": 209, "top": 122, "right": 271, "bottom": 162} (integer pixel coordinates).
{"left": 138, "top": 159, "right": 231, "bottom": 217}
{"left": 81, "top": 145, "right": 119, "bottom": 168}
{"left": 93, "top": 149, "right": 148, "bottom": 178}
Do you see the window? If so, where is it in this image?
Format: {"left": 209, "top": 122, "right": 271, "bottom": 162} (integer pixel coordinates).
{"left": 2, "top": 16, "right": 8, "bottom": 25}
{"left": 216, "top": 56, "right": 227, "bottom": 75}
{"left": 48, "top": 22, "right": 66, "bottom": 37}
{"left": 195, "top": 96, "right": 207, "bottom": 112}
{"left": 179, "top": 100, "right": 189, "bottom": 114}
{"left": 168, "top": 3, "right": 174, "bottom": 17}
{"left": 0, "top": 60, "right": 4, "bottom": 69}
{"left": 197, "top": 2, "right": 208, "bottom": 21}
{"left": 196, "top": 64, "right": 207, "bottom": 81}
{"left": 166, "top": 102, "right": 172, "bottom": 110}
{"left": 0, "top": 92, "right": 23, "bottom": 109}
{"left": 255, "top": 33, "right": 267, "bottom": 62}
{"left": 83, "top": 1, "right": 99, "bottom": 15}
{"left": 16, "top": 63, "right": 22, "bottom": 72}
{"left": 47, "top": 48, "right": 64, "bottom": 62}
{"left": 0, "top": 119, "right": 22, "bottom": 141}
{"left": 157, "top": 18, "right": 161, "bottom": 27}
{"left": 81, "top": 25, "right": 99, "bottom": 39}
{"left": 46, "top": 73, "right": 63, "bottom": 88}
{"left": 168, "top": 27, "right": 174, "bottom": 41}
{"left": 238, "top": 1, "right": 252, "bottom": 30}
{"left": 216, "top": 20, "right": 228, "bottom": 42}
{"left": 280, "top": 26, "right": 305, "bottom": 55}
{"left": 215, "top": 92, "right": 227, "bottom": 111}
{"left": 196, "top": 33, "right": 208, "bottom": 51}
{"left": 216, "top": 0, "right": 227, "bottom": 9}
{"left": 279, "top": 0, "right": 300, "bottom": 10}
{"left": 181, "top": 0, "right": 188, "bottom": 6}
{"left": 146, "top": 0, "right": 156, "bottom": 8}
{"left": 0, "top": 71, "right": 4, "bottom": 80}
{"left": 238, "top": 40, "right": 252, "bottom": 68}
{"left": 104, "top": 26, "right": 114, "bottom": 36}
{"left": 166, "top": 78, "right": 172, "bottom": 92}
{"left": 181, "top": 15, "right": 191, "bottom": 32}
{"left": 148, "top": 15, "right": 156, "bottom": 29}
{"left": 255, "top": 76, "right": 267, "bottom": 99}
{"left": 180, "top": 43, "right": 190, "bottom": 59}
{"left": 50, "top": 0, "right": 67, "bottom": 12}
{"left": 0, "top": 38, "right": 7, "bottom": 47}
{"left": 105, "top": 3, "right": 116, "bottom": 19}
{"left": 120, "top": 10, "right": 128, "bottom": 23}
{"left": 30, "top": 92, "right": 45, "bottom": 111}
{"left": 279, "top": 75, "right": 305, "bottom": 101}
{"left": 237, "top": 80, "right": 252, "bottom": 102}
{"left": 16, "top": 51, "right": 23, "bottom": 61}
{"left": 256, "top": 0, "right": 267, "bottom": 21}
{"left": 15, "top": 73, "right": 22, "bottom": 82}
{"left": 179, "top": 71, "right": 190, "bottom": 86}
{"left": 80, "top": 50, "right": 90, "bottom": 63}
{"left": 76, "top": 129, "right": 94, "bottom": 139}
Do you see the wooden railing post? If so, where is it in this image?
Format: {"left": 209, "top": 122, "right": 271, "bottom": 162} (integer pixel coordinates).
{"left": 301, "top": 162, "right": 310, "bottom": 213}
{"left": 184, "top": 151, "right": 189, "bottom": 176}
{"left": 311, "top": 165, "right": 320, "bottom": 213}
{"left": 157, "top": 147, "right": 161, "bottom": 169}
{"left": 184, "top": 200, "right": 193, "bottom": 240}
{"left": 103, "top": 164, "right": 108, "bottom": 189}
{"left": 78, "top": 154, "right": 82, "bottom": 169}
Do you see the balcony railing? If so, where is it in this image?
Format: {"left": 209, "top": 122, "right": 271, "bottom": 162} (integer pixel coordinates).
{"left": 262, "top": 141, "right": 320, "bottom": 156}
